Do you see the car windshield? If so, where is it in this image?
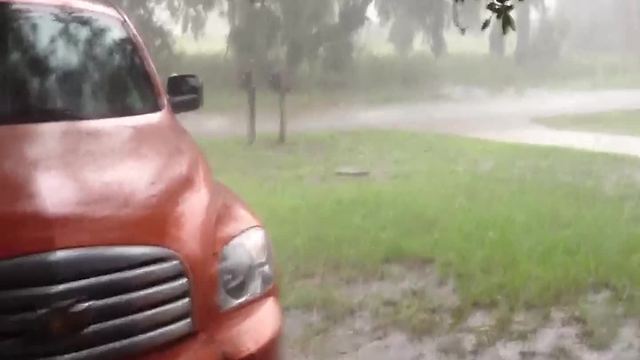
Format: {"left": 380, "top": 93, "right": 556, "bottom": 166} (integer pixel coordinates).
{"left": 0, "top": 3, "right": 159, "bottom": 124}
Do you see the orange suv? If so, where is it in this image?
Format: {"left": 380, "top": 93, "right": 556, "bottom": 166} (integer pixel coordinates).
{"left": 0, "top": 0, "right": 282, "bottom": 359}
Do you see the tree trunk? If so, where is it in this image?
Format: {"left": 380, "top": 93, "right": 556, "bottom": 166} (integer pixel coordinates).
{"left": 628, "top": 0, "right": 640, "bottom": 55}
{"left": 278, "top": 91, "right": 287, "bottom": 144}
{"left": 489, "top": 21, "right": 505, "bottom": 57}
{"left": 225, "top": 0, "right": 237, "bottom": 58}
{"left": 429, "top": 0, "right": 448, "bottom": 58}
{"left": 515, "top": 2, "right": 531, "bottom": 64}
{"left": 247, "top": 82, "right": 256, "bottom": 145}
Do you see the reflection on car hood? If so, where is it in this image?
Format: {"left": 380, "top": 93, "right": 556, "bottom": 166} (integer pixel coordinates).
{"left": 0, "top": 111, "right": 213, "bottom": 259}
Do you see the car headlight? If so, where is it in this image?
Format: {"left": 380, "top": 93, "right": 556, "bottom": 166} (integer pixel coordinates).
{"left": 218, "top": 227, "right": 275, "bottom": 311}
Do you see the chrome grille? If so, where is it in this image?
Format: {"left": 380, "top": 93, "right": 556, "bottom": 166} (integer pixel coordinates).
{"left": 0, "top": 247, "right": 194, "bottom": 359}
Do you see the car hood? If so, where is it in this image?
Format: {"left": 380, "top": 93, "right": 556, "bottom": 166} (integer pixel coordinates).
{"left": 0, "top": 110, "right": 215, "bottom": 260}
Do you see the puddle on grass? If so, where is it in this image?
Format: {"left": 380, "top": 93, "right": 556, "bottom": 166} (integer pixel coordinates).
{"left": 284, "top": 264, "right": 640, "bottom": 360}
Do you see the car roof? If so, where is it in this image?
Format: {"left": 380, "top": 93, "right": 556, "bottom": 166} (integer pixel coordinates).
{"left": 0, "top": 0, "right": 122, "bottom": 18}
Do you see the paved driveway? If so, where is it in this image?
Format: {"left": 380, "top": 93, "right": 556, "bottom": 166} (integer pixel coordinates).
{"left": 181, "top": 89, "right": 640, "bottom": 156}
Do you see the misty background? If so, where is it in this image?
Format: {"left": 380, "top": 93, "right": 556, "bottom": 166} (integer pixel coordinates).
{"left": 107, "top": 0, "right": 640, "bottom": 115}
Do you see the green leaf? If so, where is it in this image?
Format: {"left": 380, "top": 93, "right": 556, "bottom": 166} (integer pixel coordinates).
{"left": 502, "top": 13, "right": 516, "bottom": 34}
{"left": 487, "top": 3, "right": 500, "bottom": 13}
{"left": 481, "top": 18, "right": 491, "bottom": 31}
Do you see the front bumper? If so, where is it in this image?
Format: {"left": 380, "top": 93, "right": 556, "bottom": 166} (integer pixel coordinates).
{"left": 139, "top": 296, "right": 282, "bottom": 360}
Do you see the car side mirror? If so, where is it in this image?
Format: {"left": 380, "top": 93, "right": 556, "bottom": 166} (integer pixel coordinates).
{"left": 167, "top": 74, "right": 203, "bottom": 114}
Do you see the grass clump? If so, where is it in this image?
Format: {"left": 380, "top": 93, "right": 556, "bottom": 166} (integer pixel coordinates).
{"left": 371, "top": 290, "right": 447, "bottom": 337}
{"left": 284, "top": 284, "right": 354, "bottom": 323}
{"left": 574, "top": 293, "right": 623, "bottom": 350}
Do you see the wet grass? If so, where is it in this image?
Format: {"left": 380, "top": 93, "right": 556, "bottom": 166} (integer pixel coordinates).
{"left": 576, "top": 296, "right": 623, "bottom": 350}
{"left": 199, "top": 131, "right": 640, "bottom": 314}
{"left": 371, "top": 290, "right": 447, "bottom": 337}
{"left": 284, "top": 284, "right": 354, "bottom": 324}
{"left": 537, "top": 111, "right": 640, "bottom": 137}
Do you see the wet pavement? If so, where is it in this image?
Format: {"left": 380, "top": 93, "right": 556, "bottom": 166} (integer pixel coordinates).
{"left": 181, "top": 88, "right": 640, "bottom": 157}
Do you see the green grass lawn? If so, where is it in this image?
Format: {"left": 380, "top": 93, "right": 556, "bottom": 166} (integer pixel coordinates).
{"left": 537, "top": 111, "right": 640, "bottom": 137}
{"left": 199, "top": 131, "right": 640, "bottom": 314}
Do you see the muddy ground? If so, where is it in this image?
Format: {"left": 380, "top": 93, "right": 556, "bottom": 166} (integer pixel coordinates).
{"left": 283, "top": 264, "right": 640, "bottom": 360}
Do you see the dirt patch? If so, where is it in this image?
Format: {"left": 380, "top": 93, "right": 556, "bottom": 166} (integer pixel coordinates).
{"left": 284, "top": 264, "right": 640, "bottom": 360}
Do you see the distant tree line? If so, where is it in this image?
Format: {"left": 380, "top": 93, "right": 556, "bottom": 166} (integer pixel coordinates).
{"left": 111, "top": 0, "right": 640, "bottom": 78}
